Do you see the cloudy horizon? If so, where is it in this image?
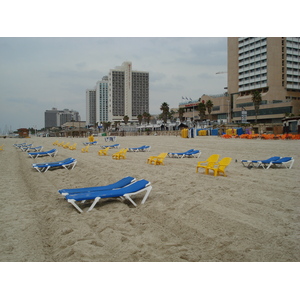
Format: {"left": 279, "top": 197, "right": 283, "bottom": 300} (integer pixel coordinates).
{"left": 0, "top": 37, "right": 227, "bottom": 132}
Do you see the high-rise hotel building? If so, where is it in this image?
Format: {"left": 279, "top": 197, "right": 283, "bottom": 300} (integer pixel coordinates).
{"left": 86, "top": 61, "right": 149, "bottom": 126}
{"left": 228, "top": 37, "right": 300, "bottom": 123}
{"left": 108, "top": 61, "right": 149, "bottom": 123}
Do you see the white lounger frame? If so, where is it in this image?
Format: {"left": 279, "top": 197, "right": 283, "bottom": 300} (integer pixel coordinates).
{"left": 67, "top": 183, "right": 152, "bottom": 213}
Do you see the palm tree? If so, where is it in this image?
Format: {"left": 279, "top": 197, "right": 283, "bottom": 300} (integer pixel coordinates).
{"left": 144, "top": 112, "right": 151, "bottom": 124}
{"left": 123, "top": 115, "right": 129, "bottom": 125}
{"left": 137, "top": 114, "right": 143, "bottom": 125}
{"left": 197, "top": 100, "right": 206, "bottom": 121}
{"left": 160, "top": 102, "right": 169, "bottom": 123}
{"left": 205, "top": 100, "right": 214, "bottom": 118}
{"left": 178, "top": 107, "right": 185, "bottom": 122}
{"left": 251, "top": 90, "right": 262, "bottom": 123}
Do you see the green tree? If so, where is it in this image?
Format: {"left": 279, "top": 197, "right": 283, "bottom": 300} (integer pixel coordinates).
{"left": 251, "top": 90, "right": 262, "bottom": 122}
{"left": 160, "top": 102, "right": 170, "bottom": 123}
{"left": 178, "top": 107, "right": 185, "bottom": 122}
{"left": 123, "top": 115, "right": 129, "bottom": 125}
{"left": 197, "top": 100, "right": 206, "bottom": 120}
{"left": 143, "top": 112, "right": 151, "bottom": 124}
{"left": 137, "top": 114, "right": 143, "bottom": 125}
{"left": 205, "top": 100, "right": 214, "bottom": 116}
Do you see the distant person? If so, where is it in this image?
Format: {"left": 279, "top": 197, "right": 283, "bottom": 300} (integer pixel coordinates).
{"left": 298, "top": 119, "right": 300, "bottom": 134}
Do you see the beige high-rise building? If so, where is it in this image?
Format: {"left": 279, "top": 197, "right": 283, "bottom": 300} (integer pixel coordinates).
{"left": 228, "top": 37, "right": 300, "bottom": 123}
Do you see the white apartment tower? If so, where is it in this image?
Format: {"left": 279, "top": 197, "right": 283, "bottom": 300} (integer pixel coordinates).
{"left": 108, "top": 61, "right": 149, "bottom": 122}
{"left": 86, "top": 89, "right": 96, "bottom": 126}
{"left": 96, "top": 76, "right": 109, "bottom": 123}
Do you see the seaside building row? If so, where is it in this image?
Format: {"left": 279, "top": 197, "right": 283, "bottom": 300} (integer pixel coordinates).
{"left": 175, "top": 37, "right": 300, "bottom": 125}
{"left": 86, "top": 61, "right": 149, "bottom": 127}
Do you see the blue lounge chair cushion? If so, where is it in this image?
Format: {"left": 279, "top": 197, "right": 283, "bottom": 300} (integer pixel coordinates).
{"left": 58, "top": 176, "right": 136, "bottom": 195}
{"left": 66, "top": 179, "right": 149, "bottom": 201}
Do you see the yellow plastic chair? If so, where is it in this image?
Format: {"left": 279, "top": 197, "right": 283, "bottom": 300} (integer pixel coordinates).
{"left": 112, "top": 148, "right": 128, "bottom": 160}
{"left": 53, "top": 140, "right": 59, "bottom": 145}
{"left": 0, "top": 145, "right": 4, "bottom": 151}
{"left": 98, "top": 147, "right": 109, "bottom": 156}
{"left": 63, "top": 142, "right": 70, "bottom": 149}
{"left": 81, "top": 145, "right": 90, "bottom": 153}
{"left": 57, "top": 141, "right": 65, "bottom": 147}
{"left": 206, "top": 157, "right": 232, "bottom": 176}
{"left": 196, "top": 154, "right": 220, "bottom": 173}
{"left": 147, "top": 153, "right": 168, "bottom": 165}
{"left": 69, "top": 143, "right": 77, "bottom": 150}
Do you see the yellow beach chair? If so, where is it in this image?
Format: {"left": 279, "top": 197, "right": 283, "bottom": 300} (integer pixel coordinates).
{"left": 0, "top": 145, "right": 4, "bottom": 151}
{"left": 57, "top": 141, "right": 65, "bottom": 147}
{"left": 112, "top": 148, "right": 128, "bottom": 160}
{"left": 206, "top": 157, "right": 232, "bottom": 176}
{"left": 53, "top": 140, "right": 59, "bottom": 145}
{"left": 98, "top": 147, "right": 109, "bottom": 156}
{"left": 63, "top": 142, "right": 70, "bottom": 149}
{"left": 196, "top": 154, "right": 220, "bottom": 173}
{"left": 147, "top": 153, "right": 168, "bottom": 165}
{"left": 81, "top": 145, "right": 90, "bottom": 153}
{"left": 69, "top": 143, "right": 77, "bottom": 150}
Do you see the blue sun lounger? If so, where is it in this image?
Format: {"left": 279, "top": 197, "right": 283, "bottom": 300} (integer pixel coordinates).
{"left": 264, "top": 157, "right": 294, "bottom": 169}
{"left": 183, "top": 150, "right": 201, "bottom": 158}
{"left": 32, "top": 157, "right": 77, "bottom": 173}
{"left": 99, "top": 143, "right": 120, "bottom": 149}
{"left": 241, "top": 156, "right": 281, "bottom": 168}
{"left": 28, "top": 148, "right": 57, "bottom": 158}
{"left": 168, "top": 149, "right": 195, "bottom": 158}
{"left": 65, "top": 179, "right": 152, "bottom": 213}
{"left": 128, "top": 145, "right": 151, "bottom": 152}
{"left": 58, "top": 176, "right": 136, "bottom": 196}
{"left": 83, "top": 141, "right": 98, "bottom": 145}
{"left": 23, "top": 146, "right": 43, "bottom": 152}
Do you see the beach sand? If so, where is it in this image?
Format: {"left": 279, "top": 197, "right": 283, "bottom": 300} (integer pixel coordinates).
{"left": 0, "top": 134, "right": 299, "bottom": 262}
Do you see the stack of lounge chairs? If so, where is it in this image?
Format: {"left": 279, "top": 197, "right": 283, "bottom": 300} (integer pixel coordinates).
{"left": 58, "top": 176, "right": 152, "bottom": 213}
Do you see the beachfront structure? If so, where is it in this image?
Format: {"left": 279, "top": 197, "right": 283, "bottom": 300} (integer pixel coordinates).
{"left": 175, "top": 94, "right": 230, "bottom": 123}
{"left": 227, "top": 37, "right": 300, "bottom": 123}
{"left": 45, "top": 108, "right": 81, "bottom": 128}
{"left": 108, "top": 61, "right": 149, "bottom": 123}
{"left": 86, "top": 89, "right": 96, "bottom": 127}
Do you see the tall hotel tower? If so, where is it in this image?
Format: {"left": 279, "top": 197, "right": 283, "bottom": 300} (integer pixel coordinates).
{"left": 228, "top": 37, "right": 300, "bottom": 122}
{"left": 108, "top": 61, "right": 149, "bottom": 123}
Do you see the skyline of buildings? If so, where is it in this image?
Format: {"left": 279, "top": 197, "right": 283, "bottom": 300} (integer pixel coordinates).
{"left": 44, "top": 38, "right": 300, "bottom": 130}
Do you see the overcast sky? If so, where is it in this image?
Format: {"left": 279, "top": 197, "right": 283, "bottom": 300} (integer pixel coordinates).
{"left": 0, "top": 37, "right": 228, "bottom": 131}
{"left": 0, "top": 1, "right": 291, "bottom": 133}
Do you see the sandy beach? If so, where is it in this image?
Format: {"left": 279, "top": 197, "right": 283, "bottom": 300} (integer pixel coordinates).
{"left": 0, "top": 134, "right": 299, "bottom": 262}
